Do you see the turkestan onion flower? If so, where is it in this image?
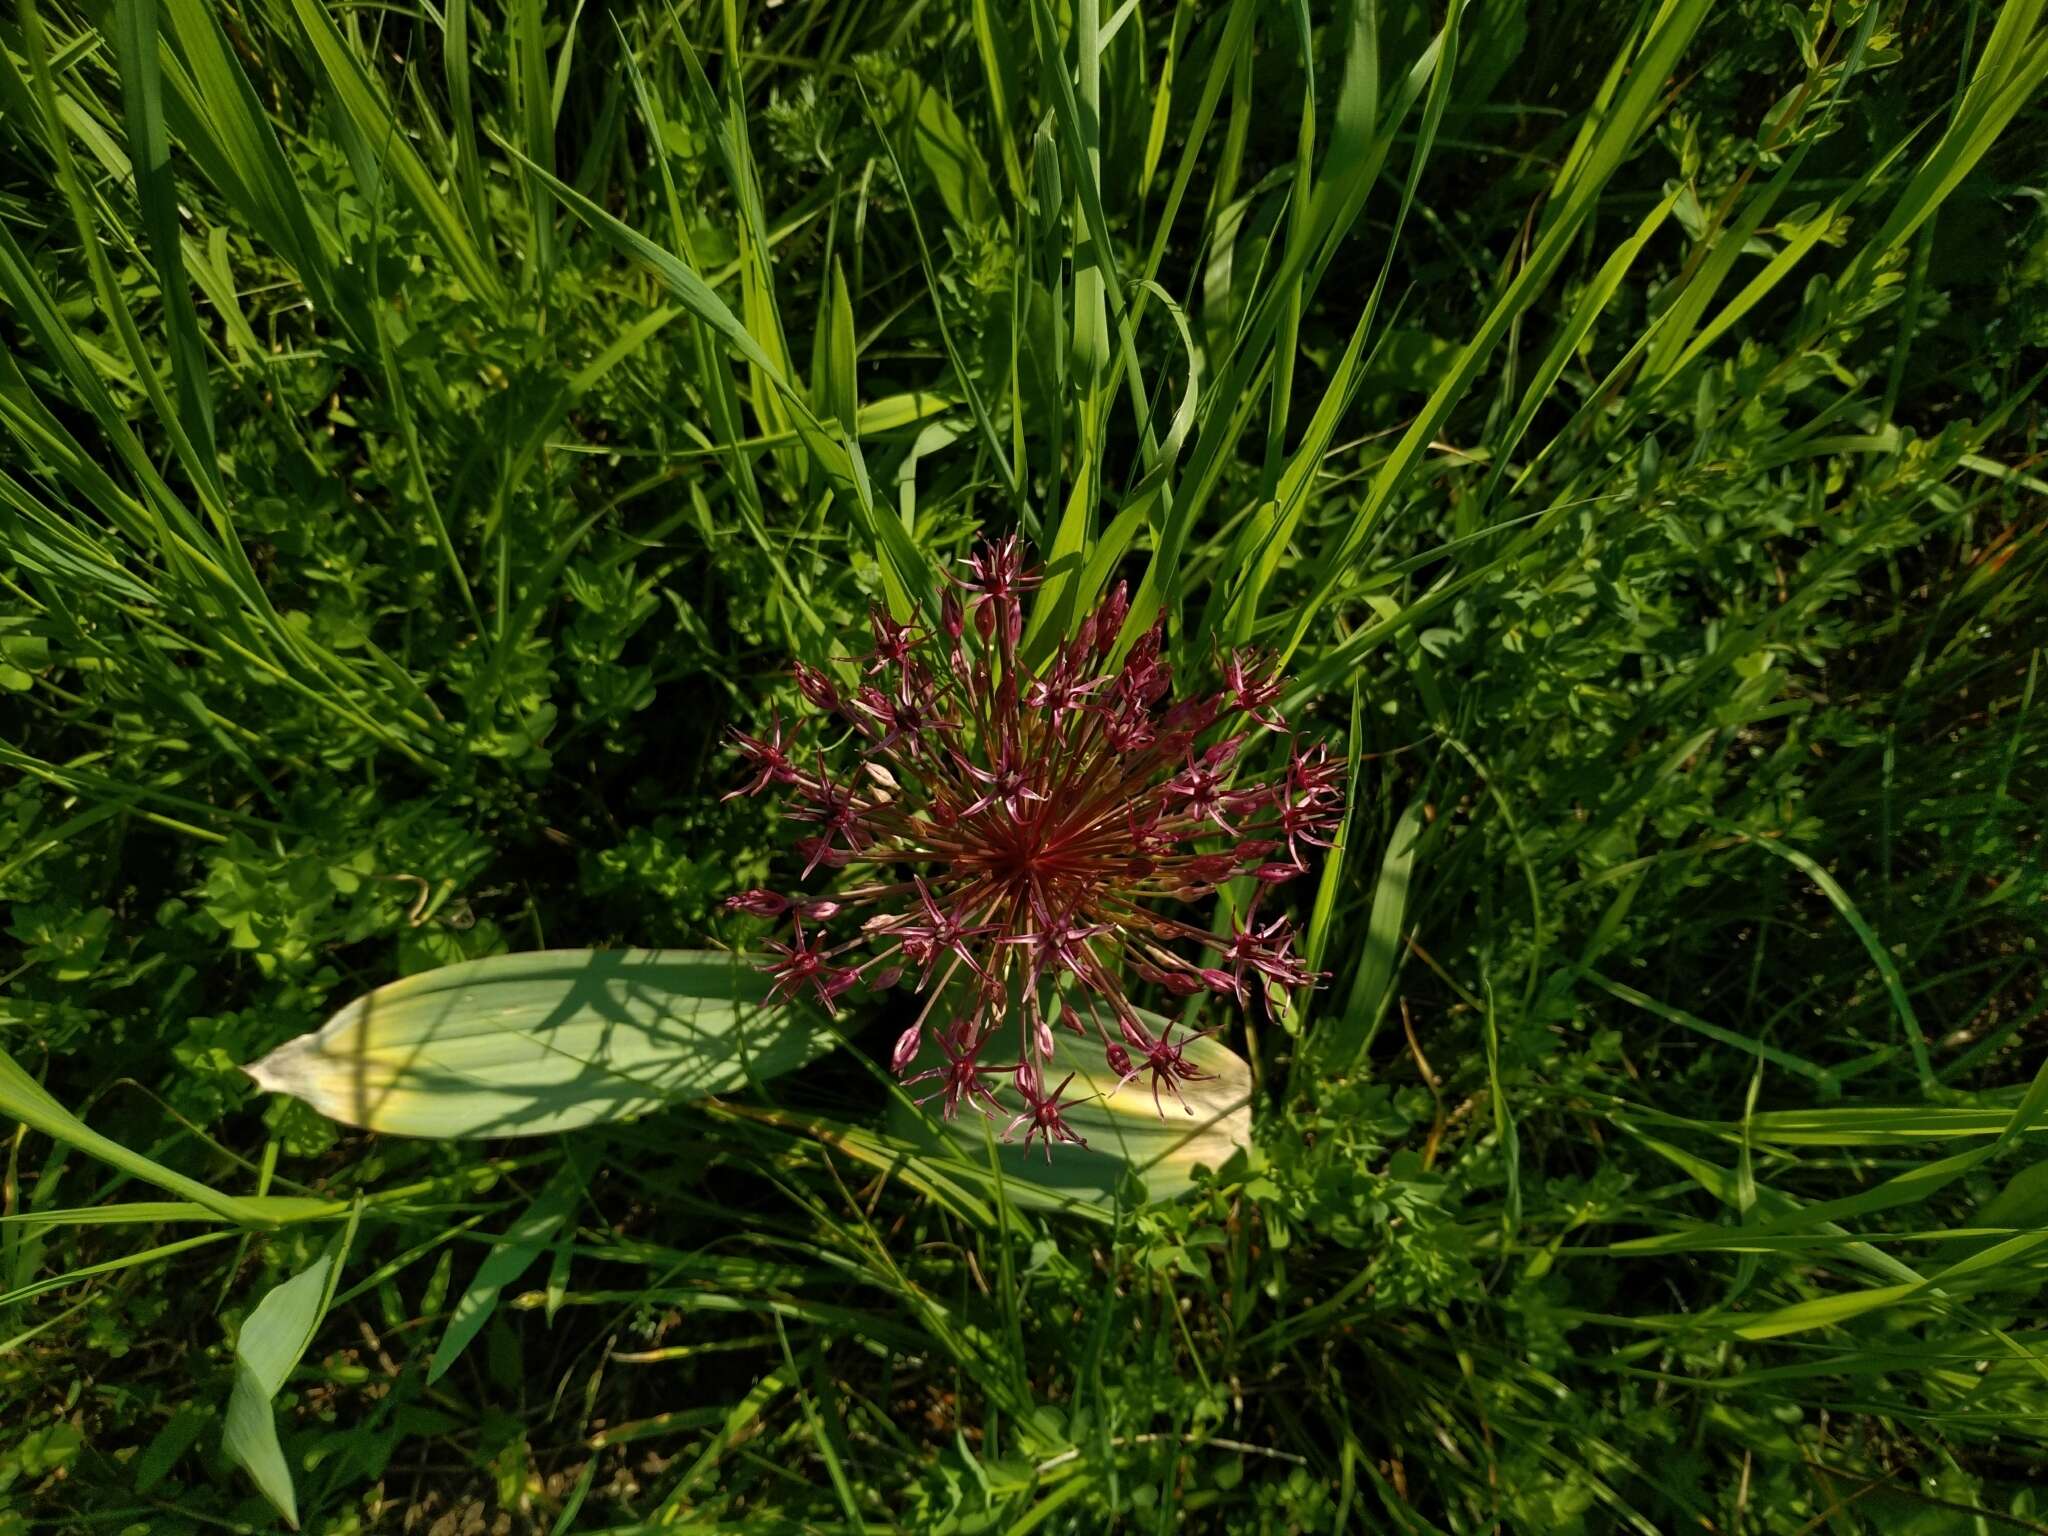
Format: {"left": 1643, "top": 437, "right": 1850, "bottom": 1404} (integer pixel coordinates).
{"left": 724, "top": 537, "right": 1344, "bottom": 1153}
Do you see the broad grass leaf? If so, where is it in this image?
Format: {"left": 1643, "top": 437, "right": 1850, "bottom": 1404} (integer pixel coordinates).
{"left": 223, "top": 1216, "right": 355, "bottom": 1528}
{"left": 244, "top": 950, "right": 832, "bottom": 1139}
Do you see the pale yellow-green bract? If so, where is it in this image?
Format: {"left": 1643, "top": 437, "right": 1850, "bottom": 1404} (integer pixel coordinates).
{"left": 890, "top": 1009, "right": 1253, "bottom": 1210}
{"left": 243, "top": 949, "right": 829, "bottom": 1139}
{"left": 247, "top": 952, "right": 1252, "bottom": 1209}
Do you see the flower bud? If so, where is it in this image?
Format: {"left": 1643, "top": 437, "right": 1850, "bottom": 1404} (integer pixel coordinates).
{"left": 1179, "top": 853, "right": 1238, "bottom": 886}
{"left": 793, "top": 661, "right": 841, "bottom": 712}
{"left": 1032, "top": 1014, "right": 1056, "bottom": 1064}
{"left": 1202, "top": 734, "right": 1246, "bottom": 770}
{"left": 1094, "top": 582, "right": 1129, "bottom": 656}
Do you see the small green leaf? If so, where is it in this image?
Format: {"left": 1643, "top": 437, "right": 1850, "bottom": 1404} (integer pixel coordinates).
{"left": 873, "top": 61, "right": 1002, "bottom": 230}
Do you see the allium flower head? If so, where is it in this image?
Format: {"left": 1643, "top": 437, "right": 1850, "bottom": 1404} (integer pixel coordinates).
{"left": 725, "top": 540, "right": 1346, "bottom": 1146}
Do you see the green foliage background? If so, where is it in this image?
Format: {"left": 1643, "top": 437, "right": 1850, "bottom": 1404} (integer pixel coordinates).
{"left": 2, "top": 0, "right": 2044, "bottom": 1530}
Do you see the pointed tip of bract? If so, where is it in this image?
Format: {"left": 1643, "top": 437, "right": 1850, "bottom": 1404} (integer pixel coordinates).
{"left": 241, "top": 1038, "right": 304, "bottom": 1097}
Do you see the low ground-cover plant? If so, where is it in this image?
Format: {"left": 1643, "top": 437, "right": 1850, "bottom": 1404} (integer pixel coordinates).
{"left": 2, "top": 0, "right": 2045, "bottom": 1531}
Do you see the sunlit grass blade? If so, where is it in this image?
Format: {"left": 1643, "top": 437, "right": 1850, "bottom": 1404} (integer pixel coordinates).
{"left": 512, "top": 144, "right": 932, "bottom": 616}
{"left": 1, "top": 1045, "right": 285, "bottom": 1227}
{"left": 427, "top": 1157, "right": 580, "bottom": 1382}
{"left": 109, "top": 0, "right": 214, "bottom": 466}
{"left": 1316, "top": 796, "right": 1427, "bottom": 1069}
{"left": 1277, "top": 0, "right": 1712, "bottom": 665}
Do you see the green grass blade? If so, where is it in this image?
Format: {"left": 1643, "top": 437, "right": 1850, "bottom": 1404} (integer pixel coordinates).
{"left": 285, "top": 0, "right": 505, "bottom": 310}
{"left": 1317, "top": 795, "right": 1427, "bottom": 1069}
{"left": 514, "top": 144, "right": 931, "bottom": 613}
{"left": 0, "top": 1046, "right": 281, "bottom": 1227}
{"left": 514, "top": 0, "right": 555, "bottom": 290}
{"left": 1580, "top": 970, "right": 1838, "bottom": 1088}
{"left": 109, "top": 0, "right": 215, "bottom": 466}
{"left": 1707, "top": 823, "right": 1935, "bottom": 1094}
{"left": 427, "top": 1158, "right": 581, "bottom": 1383}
